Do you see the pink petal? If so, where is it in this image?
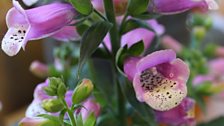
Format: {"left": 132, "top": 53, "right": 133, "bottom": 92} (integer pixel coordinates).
{"left": 51, "top": 26, "right": 80, "bottom": 42}
{"left": 137, "top": 49, "right": 176, "bottom": 72}
{"left": 124, "top": 57, "right": 141, "bottom": 81}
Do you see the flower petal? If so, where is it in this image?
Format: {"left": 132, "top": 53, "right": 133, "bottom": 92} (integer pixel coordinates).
{"left": 148, "top": 0, "right": 211, "bottom": 15}
{"left": 155, "top": 97, "right": 195, "bottom": 125}
{"left": 121, "top": 28, "right": 155, "bottom": 50}
{"left": 1, "top": 25, "right": 29, "bottom": 56}
{"left": 50, "top": 26, "right": 80, "bottom": 42}
{"left": 134, "top": 58, "right": 189, "bottom": 111}
{"left": 124, "top": 57, "right": 141, "bottom": 81}
{"left": 137, "top": 49, "right": 176, "bottom": 72}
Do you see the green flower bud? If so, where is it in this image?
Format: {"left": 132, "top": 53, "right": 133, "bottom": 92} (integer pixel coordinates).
{"left": 72, "top": 79, "right": 94, "bottom": 104}
{"left": 57, "top": 82, "right": 67, "bottom": 98}
{"left": 193, "top": 26, "right": 206, "bottom": 41}
{"left": 42, "top": 99, "right": 64, "bottom": 113}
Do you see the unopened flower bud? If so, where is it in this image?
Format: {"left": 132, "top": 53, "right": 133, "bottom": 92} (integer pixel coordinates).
{"left": 72, "top": 79, "right": 94, "bottom": 104}
{"left": 30, "top": 61, "right": 48, "bottom": 78}
{"left": 193, "top": 26, "right": 206, "bottom": 41}
{"left": 42, "top": 99, "right": 64, "bottom": 113}
{"left": 19, "top": 117, "right": 60, "bottom": 126}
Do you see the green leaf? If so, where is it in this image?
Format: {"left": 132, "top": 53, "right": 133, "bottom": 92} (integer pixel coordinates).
{"left": 115, "top": 45, "right": 128, "bottom": 74}
{"left": 78, "top": 21, "right": 112, "bottom": 75}
{"left": 77, "top": 114, "right": 84, "bottom": 126}
{"left": 127, "top": 0, "right": 150, "bottom": 16}
{"left": 121, "top": 19, "right": 155, "bottom": 35}
{"left": 70, "top": 0, "right": 93, "bottom": 15}
{"left": 128, "top": 40, "right": 144, "bottom": 56}
{"left": 84, "top": 112, "right": 96, "bottom": 126}
{"left": 38, "top": 114, "right": 61, "bottom": 124}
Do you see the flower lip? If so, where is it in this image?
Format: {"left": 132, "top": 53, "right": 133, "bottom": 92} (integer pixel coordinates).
{"left": 133, "top": 50, "right": 189, "bottom": 111}
{"left": 2, "top": 0, "right": 77, "bottom": 56}
{"left": 136, "top": 49, "right": 176, "bottom": 72}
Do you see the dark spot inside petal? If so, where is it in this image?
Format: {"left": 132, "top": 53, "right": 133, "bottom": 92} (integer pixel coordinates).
{"left": 18, "top": 30, "right": 22, "bottom": 33}
{"left": 21, "top": 37, "right": 24, "bottom": 39}
{"left": 175, "top": 102, "right": 177, "bottom": 105}
{"left": 23, "top": 30, "right": 26, "bottom": 33}
{"left": 169, "top": 95, "right": 172, "bottom": 98}
{"left": 166, "top": 92, "right": 169, "bottom": 95}
{"left": 15, "top": 39, "right": 18, "bottom": 40}
{"left": 10, "top": 37, "right": 13, "bottom": 39}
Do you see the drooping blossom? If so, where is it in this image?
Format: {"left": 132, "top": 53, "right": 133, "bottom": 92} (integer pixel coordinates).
{"left": 92, "top": 0, "right": 128, "bottom": 15}
{"left": 148, "top": 0, "right": 218, "bottom": 15}
{"left": 19, "top": 117, "right": 60, "bottom": 126}
{"left": 2, "top": 0, "right": 78, "bottom": 56}
{"left": 29, "top": 60, "right": 49, "bottom": 78}
{"left": 22, "top": 0, "right": 38, "bottom": 6}
{"left": 103, "top": 19, "right": 164, "bottom": 51}
{"left": 124, "top": 49, "right": 190, "bottom": 111}
{"left": 80, "top": 98, "right": 101, "bottom": 121}
{"left": 155, "top": 97, "right": 195, "bottom": 126}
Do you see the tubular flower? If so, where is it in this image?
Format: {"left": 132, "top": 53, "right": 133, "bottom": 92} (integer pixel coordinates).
{"left": 103, "top": 19, "right": 164, "bottom": 51}
{"left": 148, "top": 0, "right": 218, "bottom": 15}
{"left": 2, "top": 0, "right": 78, "bottom": 56}
{"left": 155, "top": 97, "right": 195, "bottom": 126}
{"left": 124, "top": 49, "right": 190, "bottom": 111}
{"left": 80, "top": 98, "right": 101, "bottom": 121}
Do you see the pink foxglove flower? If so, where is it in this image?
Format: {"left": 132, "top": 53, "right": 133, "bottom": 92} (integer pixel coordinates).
{"left": 80, "top": 98, "right": 101, "bottom": 121}
{"left": 103, "top": 19, "right": 164, "bottom": 51}
{"left": 148, "top": 0, "right": 218, "bottom": 15}
{"left": 124, "top": 49, "right": 190, "bottom": 111}
{"left": 155, "top": 97, "right": 195, "bottom": 126}
{"left": 29, "top": 60, "right": 49, "bottom": 78}
{"left": 2, "top": 0, "right": 78, "bottom": 56}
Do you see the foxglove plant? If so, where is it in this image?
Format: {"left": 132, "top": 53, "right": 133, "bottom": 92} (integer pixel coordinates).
{"left": 2, "top": 0, "right": 224, "bottom": 126}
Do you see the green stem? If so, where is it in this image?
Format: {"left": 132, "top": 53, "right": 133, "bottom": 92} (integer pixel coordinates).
{"left": 61, "top": 99, "right": 76, "bottom": 126}
{"left": 103, "top": 0, "right": 120, "bottom": 55}
{"left": 116, "top": 79, "right": 126, "bottom": 126}
{"left": 119, "top": 13, "right": 128, "bottom": 34}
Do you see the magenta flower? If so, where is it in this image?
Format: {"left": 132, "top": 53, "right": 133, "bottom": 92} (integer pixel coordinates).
{"left": 2, "top": 0, "right": 78, "bottom": 56}
{"left": 148, "top": 0, "right": 218, "bottom": 15}
{"left": 80, "top": 98, "right": 101, "bottom": 121}
{"left": 124, "top": 49, "right": 190, "bottom": 111}
{"left": 155, "top": 97, "right": 195, "bottom": 126}
{"left": 29, "top": 61, "right": 49, "bottom": 78}
{"left": 103, "top": 19, "right": 164, "bottom": 51}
